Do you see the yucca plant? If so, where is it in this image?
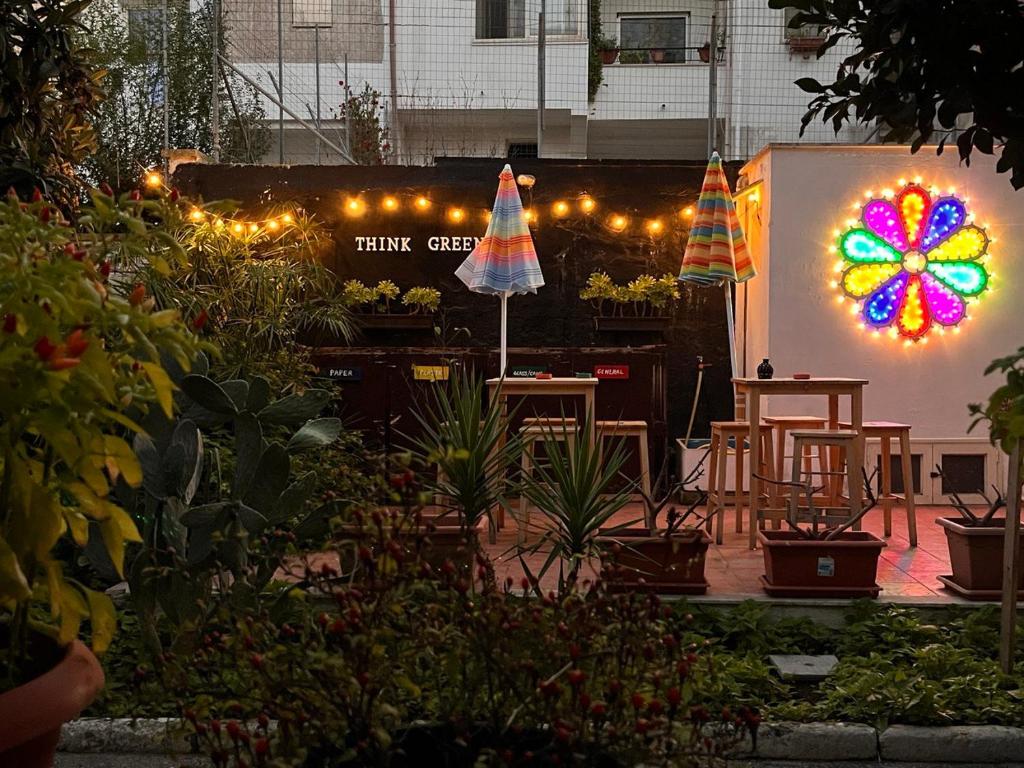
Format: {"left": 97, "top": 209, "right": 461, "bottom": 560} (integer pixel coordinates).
{"left": 518, "top": 413, "right": 639, "bottom": 591}
{"left": 410, "top": 372, "right": 520, "bottom": 540}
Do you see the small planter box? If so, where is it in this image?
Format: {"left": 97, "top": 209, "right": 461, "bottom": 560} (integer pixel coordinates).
{"left": 358, "top": 314, "right": 434, "bottom": 331}
{"left": 597, "top": 529, "right": 710, "bottom": 594}
{"left": 593, "top": 316, "right": 670, "bottom": 333}
{"left": 937, "top": 517, "right": 1024, "bottom": 599}
{"left": 759, "top": 529, "right": 885, "bottom": 598}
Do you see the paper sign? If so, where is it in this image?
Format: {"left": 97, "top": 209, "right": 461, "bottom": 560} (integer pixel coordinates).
{"left": 594, "top": 365, "right": 629, "bottom": 380}
{"left": 816, "top": 556, "right": 835, "bottom": 577}
{"left": 324, "top": 366, "right": 363, "bottom": 381}
{"left": 412, "top": 365, "right": 449, "bottom": 382}
{"left": 510, "top": 366, "right": 546, "bottom": 378}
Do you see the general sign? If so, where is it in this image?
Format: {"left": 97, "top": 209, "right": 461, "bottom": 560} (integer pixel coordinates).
{"left": 594, "top": 365, "right": 629, "bottom": 380}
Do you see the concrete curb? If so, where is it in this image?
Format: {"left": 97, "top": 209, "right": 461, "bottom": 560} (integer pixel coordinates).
{"left": 880, "top": 725, "right": 1024, "bottom": 763}
{"left": 57, "top": 718, "right": 1024, "bottom": 764}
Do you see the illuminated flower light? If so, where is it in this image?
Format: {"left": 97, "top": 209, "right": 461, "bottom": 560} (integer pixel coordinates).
{"left": 836, "top": 181, "right": 991, "bottom": 341}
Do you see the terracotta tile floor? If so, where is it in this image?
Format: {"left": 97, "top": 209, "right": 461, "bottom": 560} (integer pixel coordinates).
{"left": 483, "top": 504, "right": 987, "bottom": 603}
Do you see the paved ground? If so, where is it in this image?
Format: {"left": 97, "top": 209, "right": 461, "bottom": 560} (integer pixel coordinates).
{"left": 484, "top": 503, "right": 982, "bottom": 602}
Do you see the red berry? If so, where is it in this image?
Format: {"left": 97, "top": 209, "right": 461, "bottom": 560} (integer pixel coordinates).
{"left": 130, "top": 190, "right": 142, "bottom": 201}
{"left": 169, "top": 189, "right": 180, "bottom": 202}
{"left": 3, "top": 314, "right": 15, "bottom": 333}
{"left": 192, "top": 309, "right": 208, "bottom": 330}
{"left": 226, "top": 720, "right": 241, "bottom": 740}
{"left": 65, "top": 329, "right": 88, "bottom": 357}
{"left": 98, "top": 261, "right": 112, "bottom": 278}
{"left": 667, "top": 686, "right": 681, "bottom": 707}
{"left": 590, "top": 702, "right": 607, "bottom": 717}
{"left": 129, "top": 283, "right": 146, "bottom": 306}
{"left": 31, "top": 188, "right": 42, "bottom": 202}
{"left": 100, "top": 182, "right": 115, "bottom": 197}
{"left": 48, "top": 357, "right": 80, "bottom": 371}
{"left": 631, "top": 693, "right": 645, "bottom": 709}
{"left": 34, "top": 336, "right": 57, "bottom": 361}
{"left": 250, "top": 653, "right": 263, "bottom": 669}
{"left": 567, "top": 669, "right": 585, "bottom": 687}
{"left": 254, "top": 738, "right": 269, "bottom": 755}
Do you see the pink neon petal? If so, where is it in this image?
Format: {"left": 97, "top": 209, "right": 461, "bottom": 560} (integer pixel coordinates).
{"left": 920, "top": 271, "right": 966, "bottom": 326}
{"left": 863, "top": 199, "right": 909, "bottom": 251}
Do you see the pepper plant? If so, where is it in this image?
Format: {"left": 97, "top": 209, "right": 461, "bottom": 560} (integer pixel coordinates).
{"left": 0, "top": 188, "right": 202, "bottom": 678}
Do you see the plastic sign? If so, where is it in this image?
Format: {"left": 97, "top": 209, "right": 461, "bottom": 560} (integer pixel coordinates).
{"left": 834, "top": 180, "right": 992, "bottom": 342}
{"left": 510, "top": 366, "right": 546, "bottom": 378}
{"left": 594, "top": 365, "right": 629, "bottom": 380}
{"left": 412, "top": 365, "right": 449, "bottom": 382}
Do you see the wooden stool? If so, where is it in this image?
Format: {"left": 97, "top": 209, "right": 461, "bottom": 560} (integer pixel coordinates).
{"left": 763, "top": 416, "right": 828, "bottom": 508}
{"left": 841, "top": 420, "right": 917, "bottom": 546}
{"left": 789, "top": 430, "right": 860, "bottom": 528}
{"left": 707, "top": 421, "right": 776, "bottom": 545}
{"left": 518, "top": 422, "right": 578, "bottom": 544}
{"left": 596, "top": 420, "right": 652, "bottom": 522}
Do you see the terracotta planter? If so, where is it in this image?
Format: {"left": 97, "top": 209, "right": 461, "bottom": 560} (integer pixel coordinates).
{"left": 698, "top": 44, "right": 711, "bottom": 63}
{"left": 598, "top": 529, "right": 710, "bottom": 594}
{"left": 649, "top": 48, "right": 666, "bottom": 63}
{"left": 358, "top": 314, "right": 434, "bottom": 330}
{"left": 937, "top": 517, "right": 1024, "bottom": 599}
{"left": 0, "top": 639, "right": 105, "bottom": 767}
{"left": 593, "top": 316, "right": 669, "bottom": 333}
{"left": 599, "top": 48, "right": 619, "bottom": 65}
{"left": 758, "top": 529, "right": 885, "bottom": 598}
{"left": 334, "top": 512, "right": 480, "bottom": 575}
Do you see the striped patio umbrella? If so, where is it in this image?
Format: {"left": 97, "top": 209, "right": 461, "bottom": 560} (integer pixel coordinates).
{"left": 456, "top": 164, "right": 544, "bottom": 376}
{"left": 679, "top": 152, "right": 755, "bottom": 380}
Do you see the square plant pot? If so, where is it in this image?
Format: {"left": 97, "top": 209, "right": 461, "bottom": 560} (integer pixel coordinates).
{"left": 937, "top": 517, "right": 1024, "bottom": 599}
{"left": 597, "top": 529, "right": 710, "bottom": 594}
{"left": 759, "top": 529, "right": 885, "bottom": 598}
{"left": 358, "top": 314, "right": 434, "bottom": 330}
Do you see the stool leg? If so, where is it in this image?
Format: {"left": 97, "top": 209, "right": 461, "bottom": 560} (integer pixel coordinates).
{"left": 774, "top": 426, "right": 786, "bottom": 510}
{"left": 734, "top": 439, "right": 745, "bottom": 534}
{"left": 880, "top": 436, "right": 893, "bottom": 538}
{"left": 790, "top": 438, "right": 803, "bottom": 526}
{"left": 638, "top": 433, "right": 652, "bottom": 527}
{"left": 844, "top": 445, "right": 862, "bottom": 531}
{"left": 900, "top": 430, "right": 918, "bottom": 546}
{"left": 707, "top": 434, "right": 719, "bottom": 536}
{"left": 716, "top": 436, "right": 728, "bottom": 545}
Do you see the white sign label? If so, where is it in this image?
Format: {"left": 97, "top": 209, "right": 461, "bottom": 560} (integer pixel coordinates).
{"left": 816, "top": 556, "right": 835, "bottom": 577}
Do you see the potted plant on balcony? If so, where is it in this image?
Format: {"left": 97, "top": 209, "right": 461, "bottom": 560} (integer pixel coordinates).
{"left": 582, "top": 272, "right": 679, "bottom": 333}
{"left": 344, "top": 279, "right": 435, "bottom": 330}
{"left": 595, "top": 33, "right": 619, "bottom": 64}
{"left": 756, "top": 470, "right": 884, "bottom": 598}
{"left": 0, "top": 189, "right": 202, "bottom": 766}
{"left": 649, "top": 48, "right": 667, "bottom": 63}
{"left": 598, "top": 458, "right": 714, "bottom": 594}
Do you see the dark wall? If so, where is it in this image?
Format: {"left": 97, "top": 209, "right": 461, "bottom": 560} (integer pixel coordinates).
{"left": 173, "top": 159, "right": 739, "bottom": 446}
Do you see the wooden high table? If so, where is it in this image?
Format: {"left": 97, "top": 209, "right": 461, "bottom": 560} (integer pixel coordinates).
{"left": 485, "top": 377, "right": 599, "bottom": 443}
{"left": 732, "top": 377, "right": 869, "bottom": 549}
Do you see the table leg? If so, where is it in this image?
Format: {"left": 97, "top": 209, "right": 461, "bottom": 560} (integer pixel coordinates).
{"left": 827, "top": 394, "right": 840, "bottom": 504}
{"left": 747, "top": 388, "right": 761, "bottom": 549}
{"left": 849, "top": 388, "right": 864, "bottom": 530}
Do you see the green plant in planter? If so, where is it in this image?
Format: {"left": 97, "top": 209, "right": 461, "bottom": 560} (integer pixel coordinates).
{"left": 402, "top": 286, "right": 441, "bottom": 314}
{"left": 626, "top": 274, "right": 656, "bottom": 316}
{"left": 970, "top": 346, "right": 1024, "bottom": 458}
{"left": 341, "top": 278, "right": 375, "bottom": 310}
{"left": 0, "top": 188, "right": 202, "bottom": 674}
{"left": 410, "top": 372, "right": 520, "bottom": 540}
{"left": 119, "top": 357, "right": 343, "bottom": 654}
{"left": 580, "top": 271, "right": 616, "bottom": 314}
{"left": 647, "top": 273, "right": 681, "bottom": 314}
{"left": 518, "top": 412, "right": 638, "bottom": 591}
{"left": 374, "top": 279, "right": 400, "bottom": 312}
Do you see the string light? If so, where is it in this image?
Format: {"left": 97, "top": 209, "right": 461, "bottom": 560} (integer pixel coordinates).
{"left": 267, "top": 219, "right": 280, "bottom": 232}
{"left": 345, "top": 198, "right": 366, "bottom": 217}
{"left": 448, "top": 207, "right": 465, "bottom": 223}
{"left": 608, "top": 214, "right": 628, "bottom": 232}
{"left": 247, "top": 222, "right": 258, "bottom": 234}
{"left": 646, "top": 219, "right": 664, "bottom": 236}
{"left": 833, "top": 178, "right": 992, "bottom": 342}
{"left": 382, "top": 196, "right": 399, "bottom": 211}
{"left": 282, "top": 213, "right": 293, "bottom": 224}
{"left": 414, "top": 196, "right": 430, "bottom": 211}
{"left": 523, "top": 209, "right": 537, "bottom": 224}
{"left": 578, "top": 195, "right": 596, "bottom": 214}
{"left": 681, "top": 206, "right": 695, "bottom": 219}
{"left": 231, "top": 222, "right": 244, "bottom": 235}
{"left": 144, "top": 171, "right": 162, "bottom": 188}
{"left": 552, "top": 200, "right": 570, "bottom": 217}
{"left": 189, "top": 209, "right": 205, "bottom": 222}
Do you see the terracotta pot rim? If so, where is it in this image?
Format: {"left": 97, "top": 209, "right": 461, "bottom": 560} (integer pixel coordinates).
{"left": 937, "top": 516, "right": 1021, "bottom": 535}
{"left": 596, "top": 530, "right": 710, "bottom": 545}
{"left": 757, "top": 529, "right": 886, "bottom": 548}
{"left": 0, "top": 638, "right": 105, "bottom": 753}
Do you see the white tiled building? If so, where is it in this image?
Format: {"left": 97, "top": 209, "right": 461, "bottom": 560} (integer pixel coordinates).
{"left": 220, "top": 0, "right": 875, "bottom": 163}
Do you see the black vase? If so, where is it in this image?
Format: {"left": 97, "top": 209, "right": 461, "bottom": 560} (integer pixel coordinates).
{"left": 757, "top": 358, "right": 774, "bottom": 380}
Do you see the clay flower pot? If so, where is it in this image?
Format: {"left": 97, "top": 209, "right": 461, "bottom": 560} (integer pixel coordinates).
{"left": 937, "top": 517, "right": 1024, "bottom": 599}
{"left": 600, "top": 48, "right": 619, "bottom": 65}
{"left": 0, "top": 639, "right": 105, "bottom": 767}
{"left": 758, "top": 529, "right": 885, "bottom": 598}
{"left": 598, "top": 529, "right": 710, "bottom": 594}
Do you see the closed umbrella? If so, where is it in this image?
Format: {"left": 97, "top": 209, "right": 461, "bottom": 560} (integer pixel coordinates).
{"left": 456, "top": 164, "right": 544, "bottom": 375}
{"left": 679, "top": 151, "right": 756, "bottom": 380}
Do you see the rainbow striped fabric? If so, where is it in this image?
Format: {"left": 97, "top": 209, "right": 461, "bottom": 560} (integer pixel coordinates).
{"left": 455, "top": 164, "right": 544, "bottom": 295}
{"left": 679, "top": 152, "right": 756, "bottom": 286}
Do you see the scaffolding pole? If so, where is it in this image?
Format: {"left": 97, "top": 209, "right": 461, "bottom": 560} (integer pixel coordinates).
{"left": 211, "top": 0, "right": 220, "bottom": 161}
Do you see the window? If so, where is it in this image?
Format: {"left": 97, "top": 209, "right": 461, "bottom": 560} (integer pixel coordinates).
{"left": 619, "top": 15, "right": 686, "bottom": 64}
{"left": 507, "top": 142, "right": 537, "bottom": 159}
{"left": 783, "top": 7, "right": 823, "bottom": 39}
{"left": 293, "top": 0, "right": 331, "bottom": 28}
{"left": 127, "top": 7, "right": 162, "bottom": 47}
{"left": 476, "top": 0, "right": 526, "bottom": 39}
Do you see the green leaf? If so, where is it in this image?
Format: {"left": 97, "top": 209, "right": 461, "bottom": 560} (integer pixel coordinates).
{"left": 794, "top": 77, "right": 825, "bottom": 93}
{"left": 85, "top": 587, "right": 117, "bottom": 654}
{"left": 141, "top": 362, "right": 175, "bottom": 418}
{"left": 180, "top": 374, "right": 238, "bottom": 415}
{"left": 258, "top": 389, "right": 330, "bottom": 426}
{"left": 233, "top": 415, "right": 263, "bottom": 500}
{"left": 0, "top": 535, "right": 31, "bottom": 603}
{"left": 242, "top": 443, "right": 291, "bottom": 513}
{"left": 286, "top": 417, "right": 342, "bottom": 452}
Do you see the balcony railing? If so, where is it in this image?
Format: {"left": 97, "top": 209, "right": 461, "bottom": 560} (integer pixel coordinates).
{"left": 598, "top": 45, "right": 725, "bottom": 66}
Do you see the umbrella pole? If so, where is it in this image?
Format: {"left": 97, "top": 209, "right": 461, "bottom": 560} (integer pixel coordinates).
{"left": 723, "top": 282, "right": 738, "bottom": 378}
{"left": 500, "top": 292, "right": 508, "bottom": 377}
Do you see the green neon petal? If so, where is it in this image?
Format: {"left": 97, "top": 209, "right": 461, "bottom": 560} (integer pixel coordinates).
{"left": 926, "top": 261, "right": 989, "bottom": 297}
{"left": 839, "top": 229, "right": 902, "bottom": 264}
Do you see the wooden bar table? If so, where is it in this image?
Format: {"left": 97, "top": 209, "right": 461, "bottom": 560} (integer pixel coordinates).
{"left": 732, "top": 377, "right": 868, "bottom": 549}
{"left": 486, "top": 377, "right": 599, "bottom": 443}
